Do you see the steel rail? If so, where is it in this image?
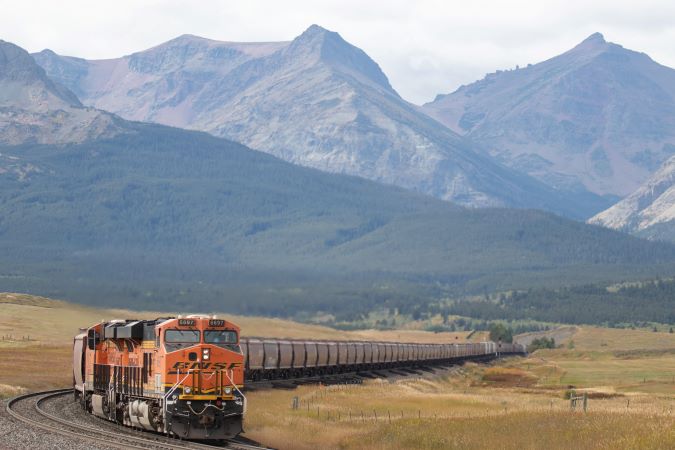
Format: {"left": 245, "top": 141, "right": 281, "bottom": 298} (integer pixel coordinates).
{"left": 7, "top": 389, "right": 271, "bottom": 450}
{"left": 7, "top": 389, "right": 150, "bottom": 449}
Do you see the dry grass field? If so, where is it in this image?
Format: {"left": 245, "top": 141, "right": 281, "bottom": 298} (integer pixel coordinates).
{"left": 519, "top": 325, "right": 675, "bottom": 352}
{"left": 240, "top": 324, "right": 675, "bottom": 449}
{"left": 1, "top": 293, "right": 674, "bottom": 449}
{"left": 243, "top": 363, "right": 674, "bottom": 449}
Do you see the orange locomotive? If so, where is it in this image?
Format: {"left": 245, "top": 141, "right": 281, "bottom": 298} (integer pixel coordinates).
{"left": 73, "top": 315, "right": 245, "bottom": 440}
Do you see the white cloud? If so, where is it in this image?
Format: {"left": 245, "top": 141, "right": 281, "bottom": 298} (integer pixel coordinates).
{"left": 1, "top": 0, "right": 673, "bottom": 103}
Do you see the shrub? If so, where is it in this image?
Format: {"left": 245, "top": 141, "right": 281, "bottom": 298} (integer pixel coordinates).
{"left": 528, "top": 337, "right": 555, "bottom": 352}
{"left": 489, "top": 323, "right": 514, "bottom": 343}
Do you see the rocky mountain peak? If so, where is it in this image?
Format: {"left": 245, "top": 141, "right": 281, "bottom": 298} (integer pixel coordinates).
{"left": 580, "top": 32, "right": 606, "bottom": 46}
{"left": 0, "top": 39, "right": 125, "bottom": 145}
{"left": 567, "top": 32, "right": 614, "bottom": 57}
{"left": 554, "top": 33, "right": 623, "bottom": 64}
{"left": 0, "top": 40, "right": 81, "bottom": 108}
{"left": 422, "top": 32, "right": 675, "bottom": 201}
{"left": 0, "top": 39, "right": 44, "bottom": 81}
{"left": 140, "top": 33, "right": 220, "bottom": 55}
{"left": 1, "top": 41, "right": 70, "bottom": 90}
{"left": 127, "top": 34, "right": 220, "bottom": 73}
{"left": 287, "top": 24, "right": 353, "bottom": 60}
{"left": 285, "top": 24, "right": 395, "bottom": 94}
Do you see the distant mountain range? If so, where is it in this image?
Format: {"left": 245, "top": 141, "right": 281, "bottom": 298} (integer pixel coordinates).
{"left": 3, "top": 38, "right": 675, "bottom": 315}
{"left": 424, "top": 33, "right": 675, "bottom": 200}
{"left": 0, "top": 39, "right": 123, "bottom": 146}
{"left": 33, "top": 25, "right": 609, "bottom": 218}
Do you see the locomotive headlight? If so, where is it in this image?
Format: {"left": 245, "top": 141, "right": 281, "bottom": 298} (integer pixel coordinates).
{"left": 224, "top": 387, "right": 232, "bottom": 395}
{"left": 184, "top": 386, "right": 192, "bottom": 394}
{"left": 202, "top": 348, "right": 210, "bottom": 360}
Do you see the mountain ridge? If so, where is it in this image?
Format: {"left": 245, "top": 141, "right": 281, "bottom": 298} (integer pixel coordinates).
{"left": 0, "top": 39, "right": 82, "bottom": 108}
{"left": 589, "top": 155, "right": 675, "bottom": 240}
{"left": 0, "top": 40, "right": 124, "bottom": 146}
{"left": 423, "top": 33, "right": 675, "bottom": 198}
{"left": 33, "top": 25, "right": 609, "bottom": 217}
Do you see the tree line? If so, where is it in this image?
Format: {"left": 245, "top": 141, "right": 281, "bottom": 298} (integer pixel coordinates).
{"left": 446, "top": 279, "right": 675, "bottom": 326}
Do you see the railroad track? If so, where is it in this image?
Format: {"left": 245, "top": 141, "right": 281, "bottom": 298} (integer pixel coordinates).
{"left": 6, "top": 389, "right": 271, "bottom": 450}
{"left": 243, "top": 357, "right": 497, "bottom": 389}
{"left": 242, "top": 353, "right": 517, "bottom": 390}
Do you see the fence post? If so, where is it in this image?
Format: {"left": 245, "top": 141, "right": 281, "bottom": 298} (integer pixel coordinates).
{"left": 583, "top": 393, "right": 588, "bottom": 413}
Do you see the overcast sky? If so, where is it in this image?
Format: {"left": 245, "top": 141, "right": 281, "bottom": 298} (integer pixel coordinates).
{"left": 2, "top": 0, "right": 674, "bottom": 104}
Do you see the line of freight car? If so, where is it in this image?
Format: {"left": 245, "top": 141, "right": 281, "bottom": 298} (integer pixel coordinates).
{"left": 241, "top": 338, "right": 525, "bottom": 381}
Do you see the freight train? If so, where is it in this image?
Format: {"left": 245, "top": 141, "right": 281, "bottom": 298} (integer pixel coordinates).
{"left": 73, "top": 316, "right": 525, "bottom": 441}
{"left": 240, "top": 338, "right": 524, "bottom": 381}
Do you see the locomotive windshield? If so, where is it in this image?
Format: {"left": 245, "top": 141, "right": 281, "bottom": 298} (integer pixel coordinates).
{"left": 164, "top": 329, "right": 201, "bottom": 351}
{"left": 165, "top": 329, "right": 200, "bottom": 342}
{"left": 205, "top": 330, "right": 240, "bottom": 352}
{"left": 204, "top": 330, "right": 237, "bottom": 344}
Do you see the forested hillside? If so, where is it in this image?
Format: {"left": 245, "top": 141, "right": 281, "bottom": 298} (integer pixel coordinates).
{"left": 3, "top": 125, "right": 675, "bottom": 316}
{"left": 444, "top": 279, "right": 675, "bottom": 326}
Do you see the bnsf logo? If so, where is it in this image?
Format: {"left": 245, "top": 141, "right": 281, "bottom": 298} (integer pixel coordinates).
{"left": 168, "top": 362, "right": 241, "bottom": 373}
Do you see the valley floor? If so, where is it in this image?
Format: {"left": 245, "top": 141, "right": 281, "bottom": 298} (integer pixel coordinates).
{"left": 244, "top": 355, "right": 674, "bottom": 450}
{"left": 0, "top": 294, "right": 673, "bottom": 449}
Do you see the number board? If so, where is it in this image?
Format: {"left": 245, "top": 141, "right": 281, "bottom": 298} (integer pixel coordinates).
{"left": 178, "top": 319, "right": 195, "bottom": 326}
{"left": 209, "top": 319, "right": 225, "bottom": 327}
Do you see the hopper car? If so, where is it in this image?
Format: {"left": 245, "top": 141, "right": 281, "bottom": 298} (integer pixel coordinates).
{"left": 240, "top": 338, "right": 524, "bottom": 381}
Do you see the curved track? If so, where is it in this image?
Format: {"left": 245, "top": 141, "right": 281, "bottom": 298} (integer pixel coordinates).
{"left": 6, "top": 389, "right": 270, "bottom": 450}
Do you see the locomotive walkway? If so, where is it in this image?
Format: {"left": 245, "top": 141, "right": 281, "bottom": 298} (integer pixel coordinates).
{"left": 5, "top": 389, "right": 271, "bottom": 450}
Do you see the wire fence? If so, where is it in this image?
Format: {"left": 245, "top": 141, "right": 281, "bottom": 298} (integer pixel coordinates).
{"left": 289, "top": 379, "right": 675, "bottom": 423}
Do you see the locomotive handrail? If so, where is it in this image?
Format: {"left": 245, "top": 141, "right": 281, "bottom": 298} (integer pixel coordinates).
{"left": 223, "top": 368, "right": 247, "bottom": 415}
{"left": 165, "top": 369, "right": 192, "bottom": 398}
{"left": 163, "top": 368, "right": 193, "bottom": 418}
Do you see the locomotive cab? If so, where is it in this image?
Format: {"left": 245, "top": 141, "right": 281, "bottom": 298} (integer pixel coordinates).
{"left": 76, "top": 315, "right": 245, "bottom": 440}
{"left": 160, "top": 317, "right": 245, "bottom": 439}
